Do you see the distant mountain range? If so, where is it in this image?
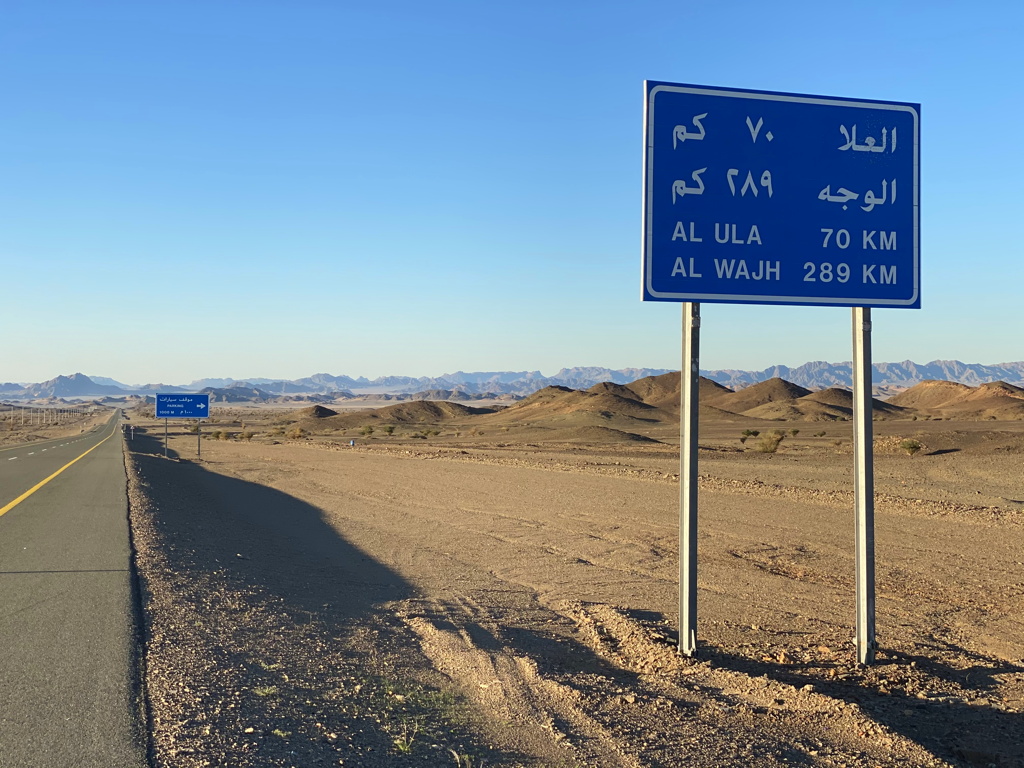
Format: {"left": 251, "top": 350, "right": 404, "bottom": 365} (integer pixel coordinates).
{"left": 701, "top": 359, "right": 1024, "bottom": 390}
{"left": 1, "top": 360, "right": 1022, "bottom": 401}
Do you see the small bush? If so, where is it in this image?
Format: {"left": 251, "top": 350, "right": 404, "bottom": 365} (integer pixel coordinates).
{"left": 187, "top": 424, "right": 199, "bottom": 434}
{"left": 240, "top": 431, "right": 254, "bottom": 441}
{"left": 741, "top": 429, "right": 760, "bottom": 438}
{"left": 209, "top": 430, "right": 223, "bottom": 440}
{"left": 361, "top": 425, "right": 375, "bottom": 436}
{"left": 756, "top": 430, "right": 785, "bottom": 453}
{"left": 789, "top": 429, "right": 800, "bottom": 437}
{"left": 217, "top": 431, "right": 232, "bottom": 441}
{"left": 285, "top": 426, "right": 308, "bottom": 440}
{"left": 814, "top": 430, "right": 826, "bottom": 437}
{"left": 382, "top": 425, "right": 395, "bottom": 435}
{"left": 900, "top": 438, "right": 922, "bottom": 456}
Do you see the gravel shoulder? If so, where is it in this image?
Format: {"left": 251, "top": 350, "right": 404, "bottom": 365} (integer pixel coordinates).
{"left": 126, "top": 425, "right": 1024, "bottom": 767}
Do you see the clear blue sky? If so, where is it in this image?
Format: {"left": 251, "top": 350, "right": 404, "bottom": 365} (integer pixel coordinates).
{"left": 1, "top": 1, "right": 1020, "bottom": 384}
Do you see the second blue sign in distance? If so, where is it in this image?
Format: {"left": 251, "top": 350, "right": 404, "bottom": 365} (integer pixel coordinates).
{"left": 155, "top": 393, "right": 211, "bottom": 419}
{"left": 642, "top": 82, "right": 920, "bottom": 308}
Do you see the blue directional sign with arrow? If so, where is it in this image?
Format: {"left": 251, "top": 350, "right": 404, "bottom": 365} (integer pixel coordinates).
{"left": 642, "top": 81, "right": 920, "bottom": 308}
{"left": 155, "top": 393, "right": 211, "bottom": 419}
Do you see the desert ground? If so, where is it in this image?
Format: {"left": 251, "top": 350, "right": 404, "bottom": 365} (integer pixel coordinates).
{"left": 122, "top": 374, "right": 1024, "bottom": 767}
{"left": 0, "top": 405, "right": 111, "bottom": 447}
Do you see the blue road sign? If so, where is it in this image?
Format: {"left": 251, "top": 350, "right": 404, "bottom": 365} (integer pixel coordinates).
{"left": 642, "top": 82, "right": 920, "bottom": 307}
{"left": 155, "top": 393, "right": 211, "bottom": 419}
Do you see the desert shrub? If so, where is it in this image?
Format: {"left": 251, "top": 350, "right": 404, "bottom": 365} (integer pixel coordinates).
{"left": 789, "top": 429, "right": 800, "bottom": 437}
{"left": 900, "top": 438, "right": 922, "bottom": 456}
{"left": 240, "top": 431, "right": 254, "bottom": 441}
{"left": 739, "top": 436, "right": 747, "bottom": 444}
{"left": 741, "top": 429, "right": 760, "bottom": 438}
{"left": 382, "top": 425, "right": 395, "bottom": 435}
{"left": 218, "top": 431, "right": 232, "bottom": 441}
{"left": 209, "top": 430, "right": 223, "bottom": 440}
{"left": 814, "top": 430, "right": 826, "bottom": 437}
{"left": 361, "top": 425, "right": 374, "bottom": 436}
{"left": 285, "top": 426, "right": 308, "bottom": 439}
{"left": 756, "top": 430, "right": 785, "bottom": 453}
{"left": 186, "top": 424, "right": 199, "bottom": 434}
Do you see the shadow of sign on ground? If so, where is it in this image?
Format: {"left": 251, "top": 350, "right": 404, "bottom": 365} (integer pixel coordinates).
{"left": 700, "top": 642, "right": 1024, "bottom": 766}
{"left": 126, "top": 427, "right": 533, "bottom": 766}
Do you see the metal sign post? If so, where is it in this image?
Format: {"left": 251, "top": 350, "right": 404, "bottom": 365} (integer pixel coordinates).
{"left": 852, "top": 307, "right": 876, "bottom": 664}
{"left": 680, "top": 302, "right": 701, "bottom": 656}
{"left": 642, "top": 81, "right": 920, "bottom": 664}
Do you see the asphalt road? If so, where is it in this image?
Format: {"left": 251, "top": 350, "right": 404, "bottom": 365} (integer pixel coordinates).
{"left": 0, "top": 415, "right": 147, "bottom": 768}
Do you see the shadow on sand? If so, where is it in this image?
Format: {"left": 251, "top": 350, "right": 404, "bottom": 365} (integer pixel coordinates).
{"left": 699, "top": 641, "right": 1024, "bottom": 766}
{"left": 126, "top": 428, "right": 533, "bottom": 765}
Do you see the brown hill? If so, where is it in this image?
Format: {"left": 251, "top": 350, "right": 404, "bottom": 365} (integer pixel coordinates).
{"left": 313, "top": 400, "right": 493, "bottom": 430}
{"left": 699, "top": 404, "right": 744, "bottom": 421}
{"left": 713, "top": 378, "right": 812, "bottom": 413}
{"left": 740, "top": 402, "right": 814, "bottom": 421}
{"left": 801, "top": 387, "right": 854, "bottom": 408}
{"left": 882, "top": 380, "right": 1024, "bottom": 420}
{"left": 886, "top": 380, "right": 973, "bottom": 410}
{"left": 797, "top": 388, "right": 906, "bottom": 418}
{"left": 620, "top": 371, "right": 734, "bottom": 410}
{"left": 586, "top": 381, "right": 644, "bottom": 402}
{"left": 365, "top": 401, "right": 492, "bottom": 423}
{"left": 488, "top": 386, "right": 662, "bottom": 423}
{"left": 962, "top": 381, "right": 1024, "bottom": 402}
{"left": 299, "top": 405, "right": 338, "bottom": 418}
{"left": 933, "top": 382, "right": 1024, "bottom": 420}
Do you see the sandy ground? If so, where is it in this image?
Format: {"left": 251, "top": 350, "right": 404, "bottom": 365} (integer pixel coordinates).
{"left": 125, "top": 418, "right": 1024, "bottom": 767}
{"left": 0, "top": 409, "right": 109, "bottom": 447}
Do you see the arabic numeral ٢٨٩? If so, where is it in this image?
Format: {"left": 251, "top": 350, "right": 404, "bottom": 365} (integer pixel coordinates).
{"left": 727, "top": 169, "right": 773, "bottom": 198}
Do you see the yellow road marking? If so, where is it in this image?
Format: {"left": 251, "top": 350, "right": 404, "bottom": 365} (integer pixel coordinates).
{"left": 0, "top": 426, "right": 118, "bottom": 518}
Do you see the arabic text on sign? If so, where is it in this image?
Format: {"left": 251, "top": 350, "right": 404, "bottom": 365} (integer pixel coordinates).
{"left": 837, "top": 125, "right": 896, "bottom": 153}
{"left": 673, "top": 113, "right": 707, "bottom": 148}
